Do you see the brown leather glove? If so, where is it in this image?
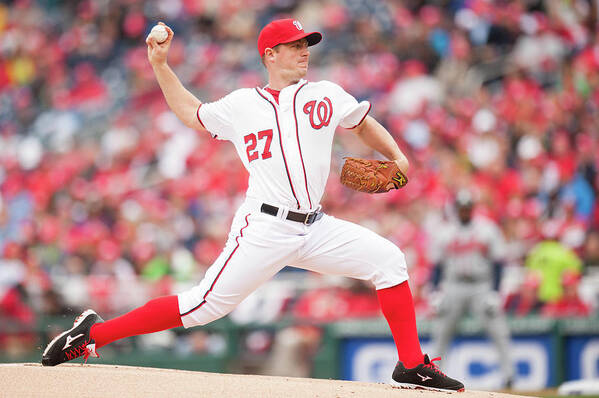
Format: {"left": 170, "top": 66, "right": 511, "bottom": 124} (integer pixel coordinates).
{"left": 340, "top": 157, "right": 408, "bottom": 193}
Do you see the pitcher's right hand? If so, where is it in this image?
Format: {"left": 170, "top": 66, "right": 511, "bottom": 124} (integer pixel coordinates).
{"left": 146, "top": 22, "right": 174, "bottom": 66}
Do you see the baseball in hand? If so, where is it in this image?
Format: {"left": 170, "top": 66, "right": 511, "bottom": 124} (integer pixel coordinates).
{"left": 149, "top": 24, "right": 168, "bottom": 43}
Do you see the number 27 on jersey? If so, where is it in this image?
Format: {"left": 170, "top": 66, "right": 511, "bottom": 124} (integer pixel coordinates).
{"left": 244, "top": 129, "right": 273, "bottom": 162}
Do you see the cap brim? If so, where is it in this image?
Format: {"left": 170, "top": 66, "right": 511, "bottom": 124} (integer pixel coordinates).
{"left": 280, "top": 31, "right": 322, "bottom": 47}
{"left": 305, "top": 31, "right": 322, "bottom": 46}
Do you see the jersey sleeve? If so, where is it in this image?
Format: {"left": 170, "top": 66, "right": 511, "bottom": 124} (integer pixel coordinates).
{"left": 330, "top": 83, "right": 371, "bottom": 129}
{"left": 196, "top": 92, "right": 237, "bottom": 141}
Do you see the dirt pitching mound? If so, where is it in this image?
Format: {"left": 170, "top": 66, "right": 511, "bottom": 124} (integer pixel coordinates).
{"left": 0, "top": 363, "right": 531, "bottom": 398}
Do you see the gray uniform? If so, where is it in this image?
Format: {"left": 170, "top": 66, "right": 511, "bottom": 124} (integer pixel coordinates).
{"left": 430, "top": 215, "right": 513, "bottom": 384}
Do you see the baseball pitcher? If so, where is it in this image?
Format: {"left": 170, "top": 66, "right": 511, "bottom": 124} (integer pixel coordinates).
{"left": 42, "top": 19, "right": 463, "bottom": 392}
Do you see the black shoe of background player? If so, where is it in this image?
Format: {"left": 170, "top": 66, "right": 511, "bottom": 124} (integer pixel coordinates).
{"left": 391, "top": 354, "right": 465, "bottom": 392}
{"left": 505, "top": 377, "right": 514, "bottom": 390}
{"left": 41, "top": 309, "right": 104, "bottom": 366}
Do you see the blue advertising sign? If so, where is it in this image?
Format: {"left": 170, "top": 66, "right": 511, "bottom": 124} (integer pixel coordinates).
{"left": 341, "top": 336, "right": 555, "bottom": 390}
{"left": 564, "top": 337, "right": 599, "bottom": 380}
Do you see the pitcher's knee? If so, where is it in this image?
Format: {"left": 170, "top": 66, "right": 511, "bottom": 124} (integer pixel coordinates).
{"left": 178, "top": 289, "right": 239, "bottom": 328}
{"left": 370, "top": 246, "right": 409, "bottom": 289}
{"left": 180, "top": 299, "right": 237, "bottom": 328}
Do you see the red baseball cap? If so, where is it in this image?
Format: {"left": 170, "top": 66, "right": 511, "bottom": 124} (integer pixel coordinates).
{"left": 258, "top": 18, "right": 322, "bottom": 56}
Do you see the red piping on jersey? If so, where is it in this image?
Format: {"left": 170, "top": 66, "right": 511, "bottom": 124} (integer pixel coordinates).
{"left": 197, "top": 103, "right": 218, "bottom": 139}
{"left": 292, "top": 81, "right": 312, "bottom": 209}
{"left": 196, "top": 104, "right": 206, "bottom": 128}
{"left": 255, "top": 88, "right": 301, "bottom": 209}
{"left": 180, "top": 214, "right": 251, "bottom": 317}
{"left": 347, "top": 102, "right": 371, "bottom": 129}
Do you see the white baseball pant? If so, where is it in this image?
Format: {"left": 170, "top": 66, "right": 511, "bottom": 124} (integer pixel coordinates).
{"left": 177, "top": 199, "right": 409, "bottom": 328}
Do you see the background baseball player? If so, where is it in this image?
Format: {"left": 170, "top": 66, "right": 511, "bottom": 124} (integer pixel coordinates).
{"left": 430, "top": 190, "right": 514, "bottom": 388}
{"left": 41, "top": 19, "right": 464, "bottom": 392}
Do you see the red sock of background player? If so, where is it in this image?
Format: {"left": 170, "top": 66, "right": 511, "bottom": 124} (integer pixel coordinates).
{"left": 376, "top": 281, "right": 424, "bottom": 368}
{"left": 90, "top": 295, "right": 183, "bottom": 349}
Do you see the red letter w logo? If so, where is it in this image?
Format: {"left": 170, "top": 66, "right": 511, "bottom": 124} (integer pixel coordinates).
{"left": 303, "top": 97, "right": 333, "bottom": 130}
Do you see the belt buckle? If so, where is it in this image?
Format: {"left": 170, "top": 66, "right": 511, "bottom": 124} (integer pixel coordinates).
{"left": 304, "top": 205, "right": 322, "bottom": 225}
{"left": 303, "top": 212, "right": 313, "bottom": 225}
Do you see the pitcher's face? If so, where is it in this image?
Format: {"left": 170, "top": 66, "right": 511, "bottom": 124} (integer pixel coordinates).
{"left": 269, "top": 38, "right": 310, "bottom": 79}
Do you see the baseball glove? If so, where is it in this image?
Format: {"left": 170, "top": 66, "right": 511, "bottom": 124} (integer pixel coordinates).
{"left": 340, "top": 157, "right": 408, "bottom": 193}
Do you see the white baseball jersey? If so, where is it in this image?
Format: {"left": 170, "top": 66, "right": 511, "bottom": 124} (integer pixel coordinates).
{"left": 178, "top": 79, "right": 407, "bottom": 328}
{"left": 196, "top": 79, "right": 370, "bottom": 211}
{"left": 430, "top": 216, "right": 505, "bottom": 283}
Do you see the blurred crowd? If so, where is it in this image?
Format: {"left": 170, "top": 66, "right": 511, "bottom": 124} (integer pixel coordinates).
{"left": 1, "top": 0, "right": 599, "bottom": 358}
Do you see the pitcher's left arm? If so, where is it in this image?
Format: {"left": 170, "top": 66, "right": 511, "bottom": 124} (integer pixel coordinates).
{"left": 353, "top": 116, "right": 409, "bottom": 174}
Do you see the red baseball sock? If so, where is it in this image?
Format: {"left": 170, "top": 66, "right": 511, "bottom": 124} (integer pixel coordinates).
{"left": 90, "top": 295, "right": 183, "bottom": 349}
{"left": 376, "top": 281, "right": 423, "bottom": 368}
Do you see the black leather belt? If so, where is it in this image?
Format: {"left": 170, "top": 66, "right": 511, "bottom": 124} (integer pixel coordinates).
{"left": 260, "top": 203, "right": 323, "bottom": 225}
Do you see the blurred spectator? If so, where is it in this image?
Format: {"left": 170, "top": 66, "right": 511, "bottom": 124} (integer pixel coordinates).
{"left": 580, "top": 230, "right": 599, "bottom": 311}
{"left": 261, "top": 325, "right": 322, "bottom": 378}
{"left": 0, "top": 285, "right": 36, "bottom": 357}
{"left": 542, "top": 270, "right": 590, "bottom": 318}
{"left": 583, "top": 229, "right": 599, "bottom": 272}
{"left": 525, "top": 239, "right": 583, "bottom": 302}
{"left": 0, "top": 249, "right": 35, "bottom": 356}
{"left": 504, "top": 271, "right": 544, "bottom": 317}
{"left": 39, "top": 288, "right": 71, "bottom": 317}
